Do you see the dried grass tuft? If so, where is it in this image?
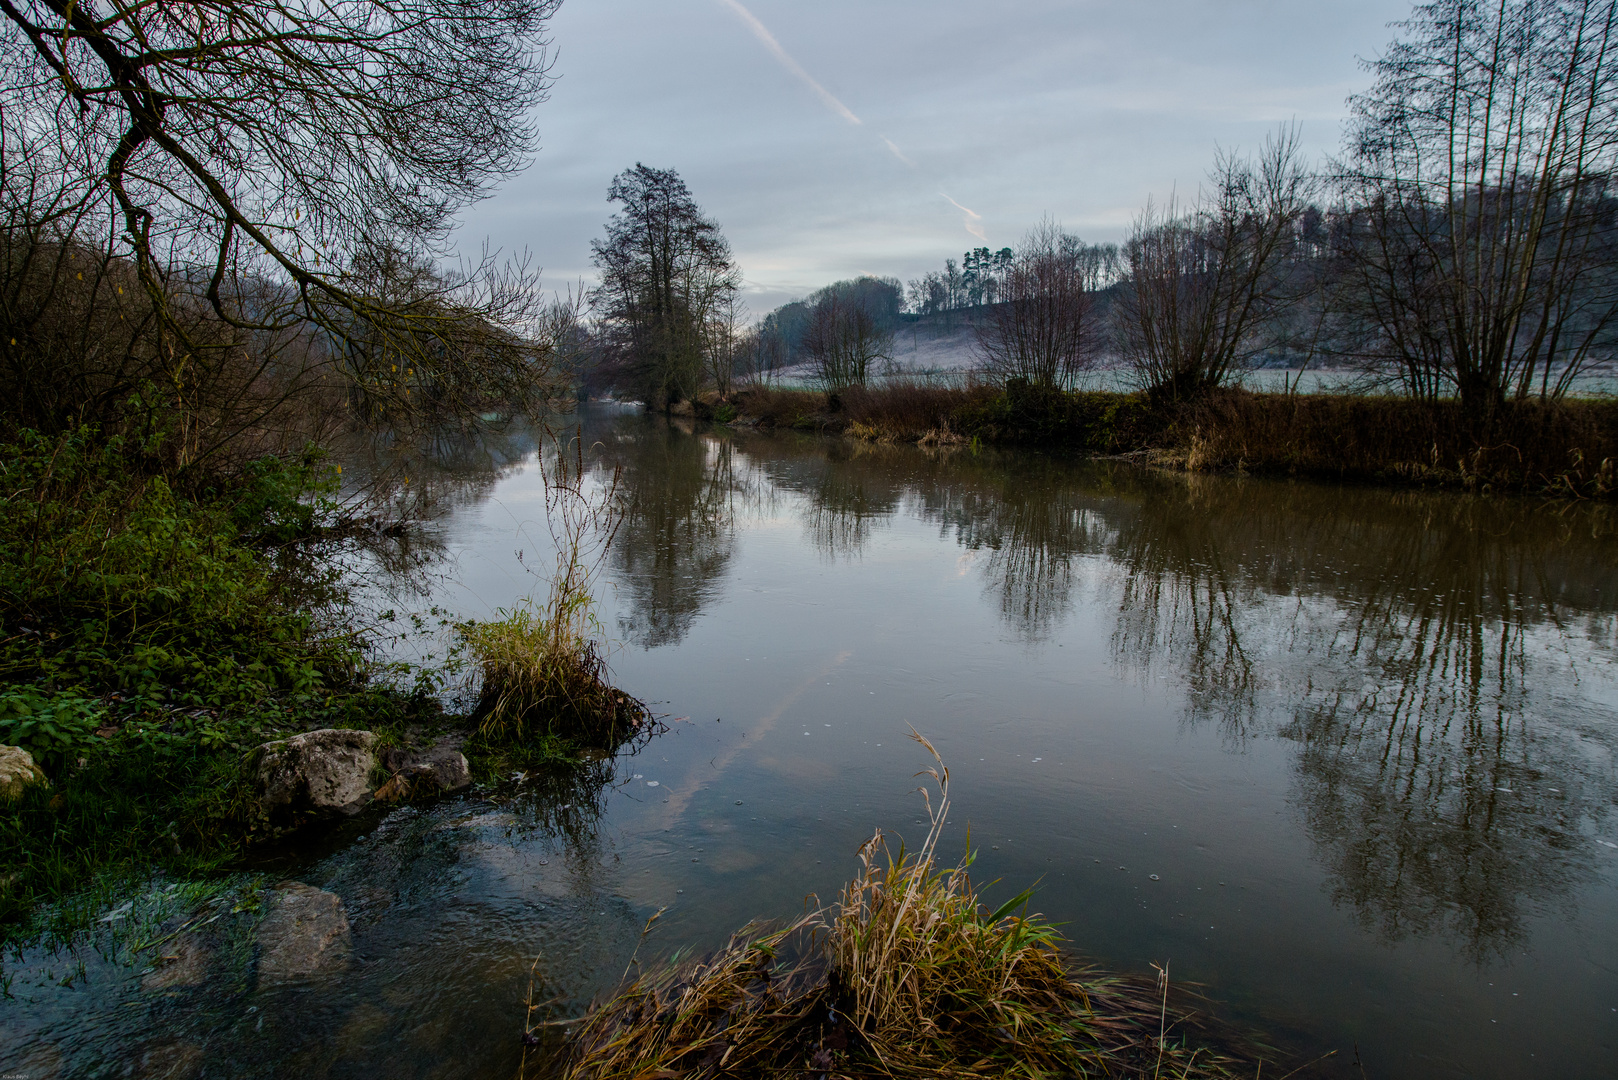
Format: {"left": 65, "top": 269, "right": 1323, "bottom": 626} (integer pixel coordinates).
{"left": 542, "top": 730, "right": 1258, "bottom": 1080}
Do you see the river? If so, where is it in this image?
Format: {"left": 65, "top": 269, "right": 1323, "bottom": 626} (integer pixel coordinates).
{"left": 5, "top": 404, "right": 1616, "bottom": 1079}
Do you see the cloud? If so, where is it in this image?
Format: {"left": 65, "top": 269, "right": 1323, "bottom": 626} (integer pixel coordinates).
{"left": 716, "top": 0, "right": 862, "bottom": 126}
{"left": 941, "top": 192, "right": 988, "bottom": 241}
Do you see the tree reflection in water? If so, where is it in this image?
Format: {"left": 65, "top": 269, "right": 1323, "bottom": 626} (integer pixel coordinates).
{"left": 712, "top": 429, "right": 1615, "bottom": 961}
{"left": 604, "top": 420, "right": 753, "bottom": 648}
{"left": 1097, "top": 475, "right": 1618, "bottom": 960}
{"left": 367, "top": 411, "right": 1618, "bottom": 964}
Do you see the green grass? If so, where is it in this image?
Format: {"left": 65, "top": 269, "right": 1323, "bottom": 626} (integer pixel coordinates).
{"left": 0, "top": 428, "right": 436, "bottom": 942}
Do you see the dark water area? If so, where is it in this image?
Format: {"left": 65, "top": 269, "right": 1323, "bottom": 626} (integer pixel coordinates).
{"left": 5, "top": 405, "right": 1617, "bottom": 1079}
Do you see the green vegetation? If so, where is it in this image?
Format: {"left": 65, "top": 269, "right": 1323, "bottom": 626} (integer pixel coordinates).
{"left": 729, "top": 381, "right": 1618, "bottom": 499}
{"left": 0, "top": 424, "right": 649, "bottom": 942}
{"left": 0, "top": 428, "right": 441, "bottom": 939}
{"left": 542, "top": 734, "right": 1252, "bottom": 1080}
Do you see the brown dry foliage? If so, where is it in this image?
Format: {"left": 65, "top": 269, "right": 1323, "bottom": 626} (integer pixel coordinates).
{"left": 538, "top": 732, "right": 1261, "bottom": 1080}
{"left": 1169, "top": 389, "right": 1618, "bottom": 497}
{"left": 840, "top": 379, "right": 997, "bottom": 443}
{"left": 729, "top": 378, "right": 1618, "bottom": 499}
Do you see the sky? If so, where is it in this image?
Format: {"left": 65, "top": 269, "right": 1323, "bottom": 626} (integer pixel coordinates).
{"left": 454, "top": 0, "right": 1416, "bottom": 317}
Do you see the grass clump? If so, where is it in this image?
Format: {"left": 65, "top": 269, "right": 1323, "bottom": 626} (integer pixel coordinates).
{"left": 541, "top": 731, "right": 1253, "bottom": 1080}
{"left": 458, "top": 432, "right": 649, "bottom": 763}
{"left": 459, "top": 600, "right": 643, "bottom": 747}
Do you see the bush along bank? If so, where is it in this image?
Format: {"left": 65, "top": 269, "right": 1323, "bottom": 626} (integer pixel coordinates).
{"left": 718, "top": 381, "right": 1618, "bottom": 499}
{"left": 0, "top": 428, "right": 644, "bottom": 943}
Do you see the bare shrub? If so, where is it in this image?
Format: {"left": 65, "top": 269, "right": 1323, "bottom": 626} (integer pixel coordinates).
{"left": 803, "top": 289, "right": 894, "bottom": 392}
{"left": 976, "top": 219, "right": 1112, "bottom": 388}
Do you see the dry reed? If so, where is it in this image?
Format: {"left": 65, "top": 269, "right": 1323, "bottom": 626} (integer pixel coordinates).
{"left": 540, "top": 730, "right": 1258, "bottom": 1079}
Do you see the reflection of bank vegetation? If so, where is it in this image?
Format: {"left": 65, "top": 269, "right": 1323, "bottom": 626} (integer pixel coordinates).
{"left": 429, "top": 413, "right": 1611, "bottom": 961}
{"left": 601, "top": 418, "right": 1615, "bottom": 959}
{"left": 1094, "top": 477, "right": 1617, "bottom": 958}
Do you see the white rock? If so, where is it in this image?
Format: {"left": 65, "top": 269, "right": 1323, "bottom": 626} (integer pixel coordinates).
{"left": 0, "top": 744, "right": 47, "bottom": 801}
{"left": 255, "top": 729, "right": 376, "bottom": 816}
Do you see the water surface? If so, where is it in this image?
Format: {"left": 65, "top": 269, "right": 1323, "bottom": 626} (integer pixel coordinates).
{"left": 6, "top": 407, "right": 1617, "bottom": 1079}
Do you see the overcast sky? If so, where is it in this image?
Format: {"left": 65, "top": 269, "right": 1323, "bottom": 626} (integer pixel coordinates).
{"left": 455, "top": 0, "right": 1415, "bottom": 316}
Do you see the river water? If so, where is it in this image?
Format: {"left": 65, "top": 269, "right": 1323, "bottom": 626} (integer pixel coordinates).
{"left": 5, "top": 405, "right": 1617, "bottom": 1079}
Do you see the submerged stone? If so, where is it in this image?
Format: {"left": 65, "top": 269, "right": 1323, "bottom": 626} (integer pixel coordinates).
{"left": 254, "top": 729, "right": 377, "bottom": 816}
{"left": 0, "top": 744, "right": 47, "bottom": 801}
{"left": 141, "top": 932, "right": 214, "bottom": 991}
{"left": 256, "top": 882, "right": 352, "bottom": 984}
{"left": 373, "top": 738, "right": 472, "bottom": 804}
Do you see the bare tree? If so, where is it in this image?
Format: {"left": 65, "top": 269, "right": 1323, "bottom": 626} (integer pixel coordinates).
{"left": 703, "top": 288, "right": 747, "bottom": 398}
{"left": 976, "top": 218, "right": 1108, "bottom": 388}
{"left": 1116, "top": 127, "right": 1315, "bottom": 401}
{"left": 733, "top": 323, "right": 787, "bottom": 387}
{"left": 0, "top": 0, "right": 563, "bottom": 449}
{"left": 1332, "top": 0, "right": 1618, "bottom": 412}
{"left": 802, "top": 287, "right": 893, "bottom": 391}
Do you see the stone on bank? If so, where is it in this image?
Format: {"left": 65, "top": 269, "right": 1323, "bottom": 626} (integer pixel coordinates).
{"left": 255, "top": 729, "right": 378, "bottom": 816}
{"left": 252, "top": 729, "right": 473, "bottom": 818}
{"left": 0, "top": 744, "right": 47, "bottom": 801}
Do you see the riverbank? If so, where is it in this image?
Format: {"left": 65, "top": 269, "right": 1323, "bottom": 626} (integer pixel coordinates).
{"left": 718, "top": 381, "right": 1618, "bottom": 499}
{"left": 0, "top": 428, "right": 638, "bottom": 944}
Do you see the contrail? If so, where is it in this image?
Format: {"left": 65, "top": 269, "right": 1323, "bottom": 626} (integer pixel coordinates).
{"left": 941, "top": 192, "right": 988, "bottom": 241}
{"left": 881, "top": 136, "right": 915, "bottom": 167}
{"left": 716, "top": 0, "right": 862, "bottom": 126}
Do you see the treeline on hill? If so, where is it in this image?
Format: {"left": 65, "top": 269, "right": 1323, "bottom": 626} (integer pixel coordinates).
{"left": 581, "top": 1, "right": 1618, "bottom": 498}
{"left": 0, "top": 0, "right": 618, "bottom": 935}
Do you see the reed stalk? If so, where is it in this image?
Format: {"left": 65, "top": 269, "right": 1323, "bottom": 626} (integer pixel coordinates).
{"left": 544, "top": 730, "right": 1255, "bottom": 1079}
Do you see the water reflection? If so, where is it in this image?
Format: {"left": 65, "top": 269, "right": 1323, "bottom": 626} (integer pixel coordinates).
{"left": 358, "top": 410, "right": 1616, "bottom": 964}
{"left": 911, "top": 454, "right": 1100, "bottom": 640}
{"left": 591, "top": 418, "right": 1617, "bottom": 960}
{"left": 1089, "top": 477, "right": 1614, "bottom": 954}
{"left": 604, "top": 422, "right": 745, "bottom": 648}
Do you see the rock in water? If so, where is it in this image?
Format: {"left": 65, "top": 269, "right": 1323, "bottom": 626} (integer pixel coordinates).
{"left": 373, "top": 739, "right": 472, "bottom": 803}
{"left": 141, "top": 932, "right": 213, "bottom": 991}
{"left": 255, "top": 729, "right": 376, "bottom": 816}
{"left": 256, "top": 882, "right": 351, "bottom": 984}
{"left": 0, "top": 745, "right": 47, "bottom": 801}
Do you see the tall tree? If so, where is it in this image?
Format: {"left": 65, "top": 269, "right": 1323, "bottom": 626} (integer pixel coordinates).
{"left": 1333, "top": 0, "right": 1618, "bottom": 411}
{"left": 590, "top": 165, "right": 739, "bottom": 406}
